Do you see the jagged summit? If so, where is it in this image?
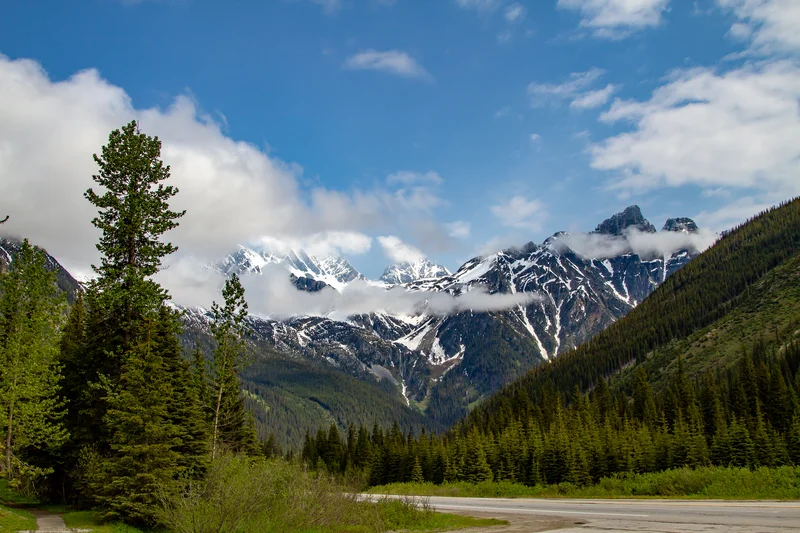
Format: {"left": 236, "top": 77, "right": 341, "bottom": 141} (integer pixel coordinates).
{"left": 380, "top": 258, "right": 450, "bottom": 285}
{"left": 217, "top": 244, "right": 363, "bottom": 291}
{"left": 663, "top": 217, "right": 699, "bottom": 233}
{"left": 593, "top": 205, "right": 657, "bottom": 236}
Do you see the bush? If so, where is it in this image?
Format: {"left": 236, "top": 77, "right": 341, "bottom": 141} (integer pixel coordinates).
{"left": 157, "top": 454, "right": 382, "bottom": 533}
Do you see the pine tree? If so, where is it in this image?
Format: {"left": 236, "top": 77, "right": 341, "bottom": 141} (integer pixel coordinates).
{"left": 411, "top": 456, "right": 424, "bottom": 483}
{"left": 461, "top": 429, "right": 492, "bottom": 483}
{"left": 68, "top": 120, "right": 185, "bottom": 467}
{"left": 788, "top": 416, "right": 800, "bottom": 466}
{"left": 154, "top": 306, "right": 209, "bottom": 476}
{"left": 94, "top": 319, "right": 181, "bottom": 526}
{"left": 632, "top": 367, "right": 657, "bottom": 425}
{"left": 0, "top": 240, "right": 67, "bottom": 490}
{"left": 209, "top": 274, "right": 257, "bottom": 458}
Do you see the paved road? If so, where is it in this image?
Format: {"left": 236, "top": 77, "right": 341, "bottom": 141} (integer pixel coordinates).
{"left": 374, "top": 495, "right": 800, "bottom": 532}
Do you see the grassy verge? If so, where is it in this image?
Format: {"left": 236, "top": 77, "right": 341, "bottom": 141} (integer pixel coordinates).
{"left": 62, "top": 510, "right": 146, "bottom": 533}
{"left": 0, "top": 504, "right": 37, "bottom": 533}
{"left": 372, "top": 498, "right": 505, "bottom": 532}
{"left": 370, "top": 466, "right": 800, "bottom": 500}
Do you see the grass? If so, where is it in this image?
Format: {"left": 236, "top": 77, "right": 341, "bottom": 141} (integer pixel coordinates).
{"left": 373, "top": 498, "right": 505, "bottom": 532}
{"left": 62, "top": 510, "right": 146, "bottom": 533}
{"left": 0, "top": 504, "right": 36, "bottom": 533}
{"left": 2, "top": 466, "right": 502, "bottom": 533}
{"left": 370, "top": 466, "right": 800, "bottom": 500}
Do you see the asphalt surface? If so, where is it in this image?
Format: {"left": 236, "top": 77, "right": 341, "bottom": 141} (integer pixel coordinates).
{"left": 372, "top": 495, "right": 800, "bottom": 532}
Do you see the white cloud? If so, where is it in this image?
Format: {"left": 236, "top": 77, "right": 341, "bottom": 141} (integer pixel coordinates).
{"left": 343, "top": 50, "right": 431, "bottom": 79}
{"left": 558, "top": 0, "right": 670, "bottom": 37}
{"left": 386, "top": 170, "right": 443, "bottom": 186}
{"left": 378, "top": 235, "right": 425, "bottom": 263}
{"left": 491, "top": 195, "right": 547, "bottom": 231}
{"left": 497, "top": 30, "right": 514, "bottom": 44}
{"left": 529, "top": 133, "right": 542, "bottom": 142}
{"left": 455, "top": 0, "right": 501, "bottom": 12}
{"left": 505, "top": 3, "right": 527, "bottom": 22}
{"left": 0, "top": 55, "right": 453, "bottom": 287}
{"left": 446, "top": 220, "right": 471, "bottom": 239}
{"left": 528, "top": 68, "right": 616, "bottom": 109}
{"left": 718, "top": 0, "right": 800, "bottom": 54}
{"left": 591, "top": 61, "right": 800, "bottom": 199}
{"left": 551, "top": 227, "right": 718, "bottom": 260}
{"left": 570, "top": 83, "right": 619, "bottom": 109}
{"left": 164, "top": 261, "right": 539, "bottom": 318}
{"left": 256, "top": 232, "right": 373, "bottom": 258}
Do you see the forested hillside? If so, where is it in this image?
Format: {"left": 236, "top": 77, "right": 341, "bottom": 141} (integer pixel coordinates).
{"left": 303, "top": 198, "right": 800, "bottom": 486}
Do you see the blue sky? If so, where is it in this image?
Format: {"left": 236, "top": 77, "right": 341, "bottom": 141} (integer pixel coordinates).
{"left": 1, "top": 0, "right": 799, "bottom": 280}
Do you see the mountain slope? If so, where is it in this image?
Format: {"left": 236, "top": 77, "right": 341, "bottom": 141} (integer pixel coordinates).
{"left": 0, "top": 236, "right": 82, "bottom": 303}
{"left": 379, "top": 259, "right": 450, "bottom": 284}
{"left": 214, "top": 206, "right": 704, "bottom": 427}
{"left": 462, "top": 196, "right": 800, "bottom": 434}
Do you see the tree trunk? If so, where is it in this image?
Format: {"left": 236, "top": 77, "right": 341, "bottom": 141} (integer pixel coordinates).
{"left": 211, "top": 381, "right": 224, "bottom": 461}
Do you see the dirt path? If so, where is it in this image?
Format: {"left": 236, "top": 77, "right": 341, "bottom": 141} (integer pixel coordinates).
{"left": 28, "top": 509, "right": 67, "bottom": 532}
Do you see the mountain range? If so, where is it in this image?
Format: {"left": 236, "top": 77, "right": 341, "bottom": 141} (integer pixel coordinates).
{"left": 1, "top": 205, "right": 709, "bottom": 446}
{"left": 200, "top": 205, "right": 706, "bottom": 429}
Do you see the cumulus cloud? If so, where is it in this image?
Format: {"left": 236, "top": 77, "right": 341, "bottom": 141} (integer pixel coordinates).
{"left": 446, "top": 220, "right": 471, "bottom": 239}
{"left": 551, "top": 228, "right": 719, "bottom": 260}
{"left": 491, "top": 196, "right": 547, "bottom": 231}
{"left": 343, "top": 50, "right": 431, "bottom": 80}
{"left": 378, "top": 236, "right": 425, "bottom": 263}
{"left": 256, "top": 232, "right": 372, "bottom": 258}
{"left": 529, "top": 68, "right": 617, "bottom": 109}
{"left": 591, "top": 61, "right": 800, "bottom": 199}
{"left": 386, "top": 170, "right": 444, "bottom": 186}
{"left": 162, "top": 261, "right": 538, "bottom": 319}
{"left": 0, "top": 55, "right": 453, "bottom": 290}
{"left": 570, "top": 84, "right": 619, "bottom": 109}
{"left": 558, "top": 0, "right": 670, "bottom": 38}
{"left": 718, "top": 0, "right": 800, "bottom": 54}
{"left": 505, "top": 3, "right": 526, "bottom": 22}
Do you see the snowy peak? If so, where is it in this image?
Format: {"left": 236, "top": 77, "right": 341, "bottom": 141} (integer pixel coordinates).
{"left": 662, "top": 217, "right": 698, "bottom": 233}
{"left": 217, "top": 245, "right": 363, "bottom": 291}
{"left": 379, "top": 258, "right": 450, "bottom": 285}
{"left": 594, "top": 205, "right": 657, "bottom": 235}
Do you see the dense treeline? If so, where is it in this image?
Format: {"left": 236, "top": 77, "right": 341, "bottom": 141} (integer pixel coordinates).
{"left": 241, "top": 357, "right": 443, "bottom": 451}
{"left": 304, "top": 338, "right": 800, "bottom": 486}
{"left": 0, "top": 121, "right": 260, "bottom": 527}
{"left": 462, "top": 197, "right": 800, "bottom": 438}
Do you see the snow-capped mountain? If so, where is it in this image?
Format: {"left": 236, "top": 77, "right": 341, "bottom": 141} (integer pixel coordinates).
{"left": 204, "top": 206, "right": 705, "bottom": 425}
{"left": 218, "top": 245, "right": 363, "bottom": 291}
{"left": 379, "top": 258, "right": 450, "bottom": 285}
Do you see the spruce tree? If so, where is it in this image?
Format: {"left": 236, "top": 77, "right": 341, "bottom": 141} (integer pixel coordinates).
{"left": 0, "top": 240, "right": 67, "bottom": 490}
{"left": 69, "top": 120, "right": 185, "bottom": 461}
{"left": 461, "top": 429, "right": 492, "bottom": 483}
{"left": 154, "top": 306, "right": 210, "bottom": 475}
{"left": 632, "top": 367, "right": 657, "bottom": 425}
{"left": 94, "top": 318, "right": 181, "bottom": 526}
{"left": 209, "top": 274, "right": 258, "bottom": 458}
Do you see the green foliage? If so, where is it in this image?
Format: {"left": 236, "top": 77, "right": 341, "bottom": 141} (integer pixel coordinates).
{"left": 71, "top": 120, "right": 186, "bottom": 460}
{"left": 93, "top": 316, "right": 183, "bottom": 526}
{"left": 0, "top": 239, "right": 67, "bottom": 493}
{"left": 209, "top": 274, "right": 258, "bottom": 458}
{"left": 157, "top": 453, "right": 492, "bottom": 533}
{"left": 370, "top": 466, "right": 800, "bottom": 500}
{"left": 303, "top": 199, "right": 800, "bottom": 492}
